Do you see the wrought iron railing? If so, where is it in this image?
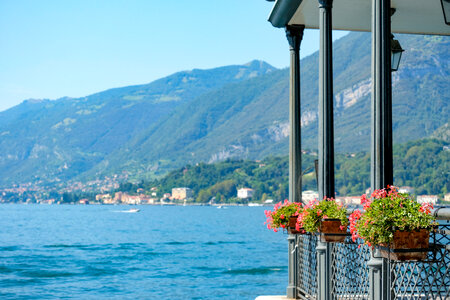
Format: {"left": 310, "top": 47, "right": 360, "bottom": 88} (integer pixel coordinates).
{"left": 330, "top": 237, "right": 370, "bottom": 299}
{"left": 288, "top": 208, "right": 450, "bottom": 300}
{"left": 387, "top": 223, "right": 450, "bottom": 299}
{"left": 296, "top": 233, "right": 317, "bottom": 299}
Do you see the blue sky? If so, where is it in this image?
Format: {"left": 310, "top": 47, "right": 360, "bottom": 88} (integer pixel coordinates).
{"left": 0, "top": 0, "right": 348, "bottom": 112}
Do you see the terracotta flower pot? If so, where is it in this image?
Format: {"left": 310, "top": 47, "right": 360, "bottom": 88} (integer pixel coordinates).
{"left": 287, "top": 215, "right": 303, "bottom": 234}
{"left": 379, "top": 229, "right": 430, "bottom": 261}
{"left": 318, "top": 219, "right": 347, "bottom": 243}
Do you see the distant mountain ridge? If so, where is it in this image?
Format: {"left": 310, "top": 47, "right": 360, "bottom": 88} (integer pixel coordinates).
{"left": 0, "top": 60, "right": 275, "bottom": 186}
{"left": 0, "top": 32, "right": 448, "bottom": 188}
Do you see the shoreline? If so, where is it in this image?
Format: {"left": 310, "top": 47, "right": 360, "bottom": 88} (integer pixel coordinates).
{"left": 0, "top": 202, "right": 271, "bottom": 206}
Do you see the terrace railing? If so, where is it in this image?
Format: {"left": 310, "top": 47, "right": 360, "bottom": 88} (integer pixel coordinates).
{"left": 288, "top": 207, "right": 450, "bottom": 300}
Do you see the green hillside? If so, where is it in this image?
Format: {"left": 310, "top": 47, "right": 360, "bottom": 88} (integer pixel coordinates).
{"left": 116, "top": 139, "right": 449, "bottom": 203}
{"left": 0, "top": 32, "right": 448, "bottom": 188}
{"left": 97, "top": 32, "right": 449, "bottom": 180}
{"left": 0, "top": 61, "right": 274, "bottom": 187}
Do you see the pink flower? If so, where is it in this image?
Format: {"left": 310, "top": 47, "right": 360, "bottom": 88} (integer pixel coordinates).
{"left": 360, "top": 194, "right": 372, "bottom": 210}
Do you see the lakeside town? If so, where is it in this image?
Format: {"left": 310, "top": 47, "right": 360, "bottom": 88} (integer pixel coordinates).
{"left": 1, "top": 140, "right": 447, "bottom": 206}
{"left": 1, "top": 184, "right": 448, "bottom": 206}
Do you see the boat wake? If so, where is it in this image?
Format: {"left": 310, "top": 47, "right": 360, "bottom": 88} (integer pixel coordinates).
{"left": 113, "top": 209, "right": 140, "bottom": 213}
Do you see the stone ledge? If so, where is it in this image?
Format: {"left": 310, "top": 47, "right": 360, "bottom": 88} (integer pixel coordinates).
{"left": 255, "top": 296, "right": 294, "bottom": 300}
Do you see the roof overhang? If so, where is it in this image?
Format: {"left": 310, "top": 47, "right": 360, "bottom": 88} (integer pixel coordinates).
{"left": 268, "top": 0, "right": 450, "bottom": 35}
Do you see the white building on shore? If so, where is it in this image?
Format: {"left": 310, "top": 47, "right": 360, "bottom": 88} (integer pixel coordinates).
{"left": 416, "top": 195, "right": 438, "bottom": 204}
{"left": 237, "top": 188, "right": 254, "bottom": 199}
{"left": 302, "top": 190, "right": 319, "bottom": 203}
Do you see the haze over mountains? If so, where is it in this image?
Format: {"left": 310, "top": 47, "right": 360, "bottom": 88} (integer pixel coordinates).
{"left": 0, "top": 32, "right": 448, "bottom": 188}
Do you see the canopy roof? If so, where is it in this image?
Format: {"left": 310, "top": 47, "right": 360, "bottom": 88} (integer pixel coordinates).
{"left": 269, "top": 0, "right": 450, "bottom": 35}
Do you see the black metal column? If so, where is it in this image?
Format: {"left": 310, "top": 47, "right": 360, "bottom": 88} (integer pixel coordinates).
{"left": 285, "top": 24, "right": 304, "bottom": 299}
{"left": 318, "top": 0, "right": 334, "bottom": 201}
{"left": 286, "top": 25, "right": 305, "bottom": 205}
{"left": 370, "top": 0, "right": 393, "bottom": 299}
{"left": 371, "top": 0, "right": 393, "bottom": 191}
{"left": 317, "top": 1, "right": 334, "bottom": 300}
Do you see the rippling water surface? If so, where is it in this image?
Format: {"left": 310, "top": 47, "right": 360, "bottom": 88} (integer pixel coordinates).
{"left": 0, "top": 205, "right": 287, "bottom": 299}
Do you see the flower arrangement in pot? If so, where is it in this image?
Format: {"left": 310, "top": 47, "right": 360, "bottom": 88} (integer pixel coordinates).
{"left": 265, "top": 200, "right": 303, "bottom": 234}
{"left": 349, "top": 185, "right": 436, "bottom": 261}
{"left": 297, "top": 198, "right": 348, "bottom": 242}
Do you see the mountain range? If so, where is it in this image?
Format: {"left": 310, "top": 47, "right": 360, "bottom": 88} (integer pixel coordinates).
{"left": 0, "top": 32, "right": 448, "bottom": 188}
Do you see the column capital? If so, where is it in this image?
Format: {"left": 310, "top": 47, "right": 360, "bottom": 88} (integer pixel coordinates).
{"left": 318, "top": 0, "right": 333, "bottom": 9}
{"left": 285, "top": 25, "right": 305, "bottom": 51}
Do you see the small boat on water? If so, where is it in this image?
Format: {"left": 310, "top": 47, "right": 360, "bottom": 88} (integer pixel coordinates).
{"left": 113, "top": 208, "right": 140, "bottom": 213}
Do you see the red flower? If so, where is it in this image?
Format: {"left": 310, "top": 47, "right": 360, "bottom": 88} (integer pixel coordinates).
{"left": 419, "top": 202, "right": 433, "bottom": 215}
{"left": 360, "top": 194, "right": 372, "bottom": 210}
{"left": 349, "top": 209, "right": 362, "bottom": 242}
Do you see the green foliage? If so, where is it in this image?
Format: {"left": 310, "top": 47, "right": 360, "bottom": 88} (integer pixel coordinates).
{"left": 110, "top": 138, "right": 448, "bottom": 205}
{"left": 195, "top": 179, "right": 236, "bottom": 203}
{"left": 335, "top": 139, "right": 449, "bottom": 196}
{"left": 121, "top": 155, "right": 317, "bottom": 203}
{"left": 393, "top": 139, "right": 449, "bottom": 195}
{"left": 299, "top": 199, "right": 348, "bottom": 233}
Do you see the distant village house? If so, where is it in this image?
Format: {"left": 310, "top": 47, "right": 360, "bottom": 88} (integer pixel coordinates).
{"left": 114, "top": 192, "right": 142, "bottom": 204}
{"left": 114, "top": 191, "right": 154, "bottom": 204}
{"left": 336, "top": 196, "right": 360, "bottom": 205}
{"left": 398, "top": 186, "right": 415, "bottom": 195}
{"left": 96, "top": 193, "right": 113, "bottom": 204}
{"left": 445, "top": 193, "right": 450, "bottom": 202}
{"left": 95, "top": 192, "right": 155, "bottom": 205}
{"left": 416, "top": 195, "right": 438, "bottom": 204}
{"left": 79, "top": 199, "right": 89, "bottom": 205}
{"left": 302, "top": 190, "right": 319, "bottom": 203}
{"left": 237, "top": 188, "right": 254, "bottom": 199}
{"left": 171, "top": 187, "right": 193, "bottom": 200}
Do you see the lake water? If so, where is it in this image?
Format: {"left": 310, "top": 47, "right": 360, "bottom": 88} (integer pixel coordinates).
{"left": 0, "top": 205, "right": 288, "bottom": 299}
